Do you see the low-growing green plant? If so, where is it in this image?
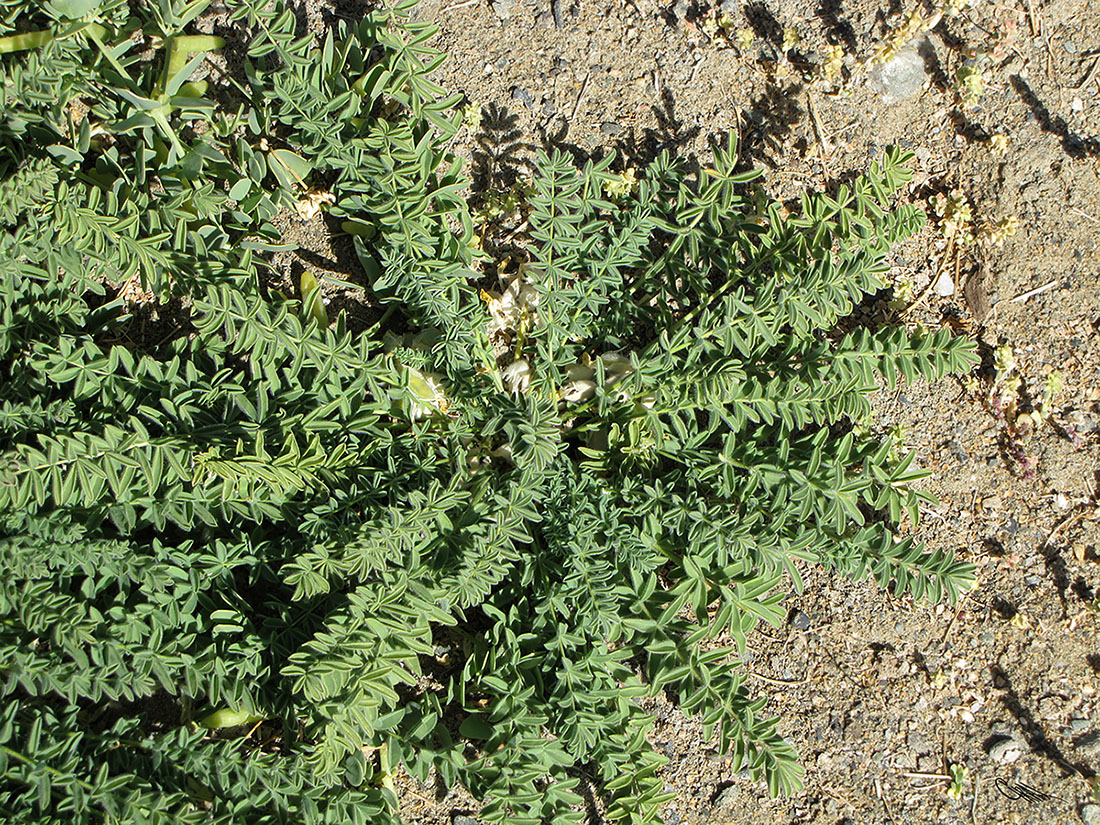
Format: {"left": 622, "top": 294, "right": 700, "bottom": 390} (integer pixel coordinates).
{"left": 1, "top": 0, "right": 977, "bottom": 823}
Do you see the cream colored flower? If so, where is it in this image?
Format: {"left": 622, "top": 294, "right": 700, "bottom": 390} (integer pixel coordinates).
{"left": 483, "top": 273, "right": 540, "bottom": 337}
{"left": 295, "top": 189, "right": 336, "bottom": 220}
{"left": 406, "top": 366, "right": 449, "bottom": 420}
{"left": 502, "top": 358, "right": 533, "bottom": 395}
{"left": 561, "top": 379, "right": 597, "bottom": 403}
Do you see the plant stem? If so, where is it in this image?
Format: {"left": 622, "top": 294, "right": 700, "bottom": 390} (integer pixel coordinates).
{"left": 0, "top": 744, "right": 97, "bottom": 793}
{"left": 0, "top": 30, "right": 52, "bottom": 54}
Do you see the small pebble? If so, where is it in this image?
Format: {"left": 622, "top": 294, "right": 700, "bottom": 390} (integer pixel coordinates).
{"left": 1024, "top": 575, "right": 1041, "bottom": 587}
{"left": 491, "top": 0, "right": 515, "bottom": 19}
{"left": 714, "top": 785, "right": 738, "bottom": 806}
{"left": 510, "top": 86, "right": 534, "bottom": 109}
{"left": 600, "top": 121, "right": 623, "bottom": 136}
{"left": 790, "top": 610, "right": 812, "bottom": 631}
{"left": 934, "top": 270, "right": 955, "bottom": 297}
{"left": 1066, "top": 410, "right": 1097, "bottom": 433}
{"left": 988, "top": 736, "right": 1024, "bottom": 764}
{"left": 453, "top": 817, "right": 480, "bottom": 825}
{"left": 946, "top": 439, "right": 969, "bottom": 463}
{"left": 1071, "top": 718, "right": 1091, "bottom": 733}
{"left": 979, "top": 631, "right": 995, "bottom": 644}
{"left": 1082, "top": 803, "right": 1100, "bottom": 825}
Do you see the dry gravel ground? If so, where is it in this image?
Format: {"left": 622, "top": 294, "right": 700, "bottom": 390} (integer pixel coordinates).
{"left": 306, "top": 0, "right": 1100, "bottom": 822}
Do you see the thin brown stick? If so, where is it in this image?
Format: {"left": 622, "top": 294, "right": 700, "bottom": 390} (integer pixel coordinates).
{"left": 1044, "top": 508, "right": 1090, "bottom": 550}
{"left": 1022, "top": 0, "right": 1039, "bottom": 36}
{"left": 749, "top": 670, "right": 810, "bottom": 685}
{"left": 904, "top": 239, "right": 955, "bottom": 317}
{"left": 1076, "top": 54, "right": 1100, "bottom": 90}
{"left": 570, "top": 71, "right": 591, "bottom": 120}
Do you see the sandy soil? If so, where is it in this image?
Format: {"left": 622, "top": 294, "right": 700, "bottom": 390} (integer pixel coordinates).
{"left": 353, "top": 0, "right": 1100, "bottom": 823}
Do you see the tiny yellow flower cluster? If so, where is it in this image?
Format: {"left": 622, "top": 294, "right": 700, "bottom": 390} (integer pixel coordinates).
{"left": 978, "top": 215, "right": 1018, "bottom": 248}
{"left": 871, "top": 9, "right": 936, "bottom": 67}
{"left": 482, "top": 270, "right": 540, "bottom": 339}
{"left": 886, "top": 272, "right": 915, "bottom": 310}
{"left": 993, "top": 343, "right": 1017, "bottom": 381}
{"left": 818, "top": 44, "right": 844, "bottom": 84}
{"left": 932, "top": 189, "right": 974, "bottom": 245}
{"left": 602, "top": 168, "right": 639, "bottom": 200}
{"left": 954, "top": 58, "right": 987, "bottom": 108}
{"left": 781, "top": 26, "right": 801, "bottom": 52}
{"left": 474, "top": 185, "right": 524, "bottom": 226}
{"left": 462, "top": 103, "right": 482, "bottom": 133}
{"left": 560, "top": 353, "right": 633, "bottom": 403}
{"left": 943, "top": 0, "right": 973, "bottom": 17}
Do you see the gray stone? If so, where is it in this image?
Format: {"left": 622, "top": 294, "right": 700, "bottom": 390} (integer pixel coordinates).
{"left": 510, "top": 87, "right": 533, "bottom": 109}
{"left": 664, "top": 810, "right": 683, "bottom": 825}
{"left": 1082, "top": 803, "right": 1100, "bottom": 825}
{"left": 946, "top": 439, "right": 969, "bottom": 463}
{"left": 713, "top": 785, "right": 740, "bottom": 807}
{"left": 490, "top": 0, "right": 515, "bottom": 20}
{"left": 907, "top": 731, "right": 934, "bottom": 754}
{"left": 988, "top": 736, "right": 1024, "bottom": 764}
{"left": 1066, "top": 410, "right": 1098, "bottom": 433}
{"left": 790, "top": 610, "right": 812, "bottom": 631}
{"left": 1071, "top": 718, "right": 1091, "bottom": 733}
{"left": 600, "top": 121, "right": 623, "bottom": 136}
{"left": 870, "top": 43, "right": 928, "bottom": 105}
{"left": 452, "top": 817, "right": 479, "bottom": 825}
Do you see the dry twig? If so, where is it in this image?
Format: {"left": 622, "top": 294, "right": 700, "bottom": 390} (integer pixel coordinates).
{"left": 570, "top": 71, "right": 591, "bottom": 120}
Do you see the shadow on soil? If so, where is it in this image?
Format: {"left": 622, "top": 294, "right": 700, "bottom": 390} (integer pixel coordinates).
{"left": 989, "top": 664, "right": 1096, "bottom": 779}
{"left": 1011, "top": 75, "right": 1100, "bottom": 159}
